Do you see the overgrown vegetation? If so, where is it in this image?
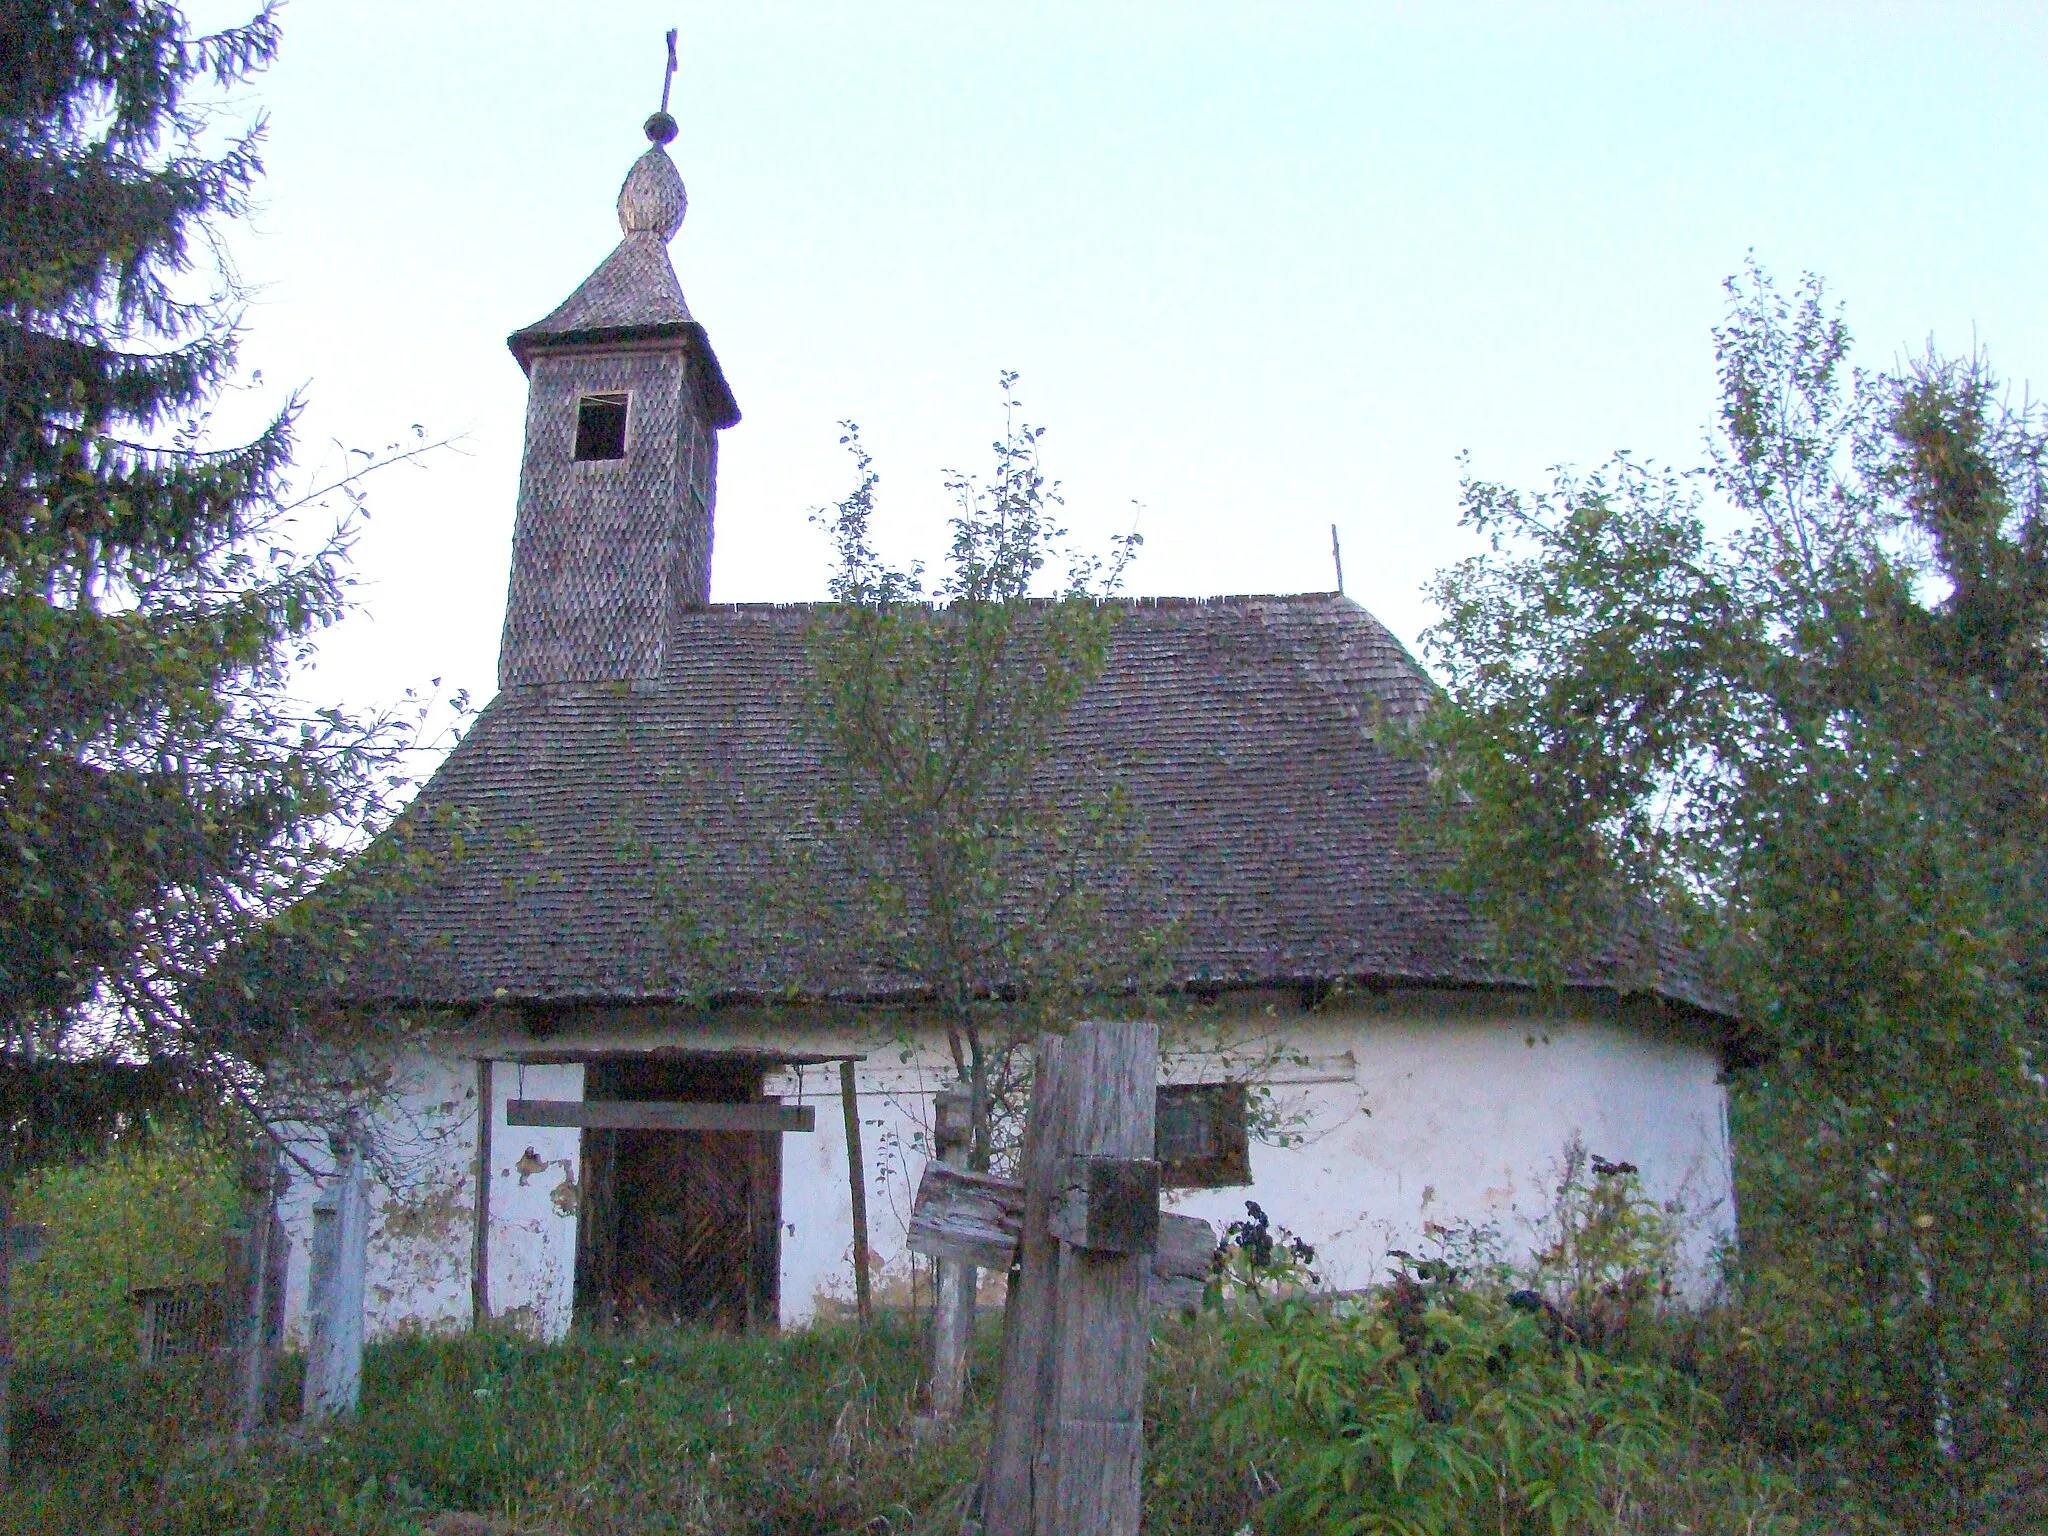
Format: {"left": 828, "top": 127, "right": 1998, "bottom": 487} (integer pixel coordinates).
{"left": 1415, "top": 264, "right": 2048, "bottom": 1522}
{"left": 0, "top": 1147, "right": 1872, "bottom": 1535}
{"left": 799, "top": 380, "right": 1153, "bottom": 1171}
{"left": 0, "top": 1308, "right": 1862, "bottom": 1536}
{"left": 4, "top": 1322, "right": 988, "bottom": 1536}
{"left": 7, "top": 1130, "right": 237, "bottom": 1364}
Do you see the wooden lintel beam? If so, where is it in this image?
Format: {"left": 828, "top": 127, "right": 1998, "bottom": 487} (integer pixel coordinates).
{"left": 505, "top": 1100, "right": 817, "bottom": 1133}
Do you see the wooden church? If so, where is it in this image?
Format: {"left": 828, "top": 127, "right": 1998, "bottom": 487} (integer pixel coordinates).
{"left": 277, "top": 105, "right": 1737, "bottom": 1341}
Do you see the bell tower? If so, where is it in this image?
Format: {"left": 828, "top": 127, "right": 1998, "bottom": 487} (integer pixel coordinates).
{"left": 498, "top": 92, "right": 739, "bottom": 689}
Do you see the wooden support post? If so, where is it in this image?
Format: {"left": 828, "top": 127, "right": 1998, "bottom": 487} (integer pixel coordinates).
{"left": 302, "top": 1132, "right": 371, "bottom": 1423}
{"left": 838, "top": 1059, "right": 871, "bottom": 1324}
{"left": 471, "top": 1058, "right": 492, "bottom": 1328}
{"left": 929, "top": 1088, "right": 975, "bottom": 1421}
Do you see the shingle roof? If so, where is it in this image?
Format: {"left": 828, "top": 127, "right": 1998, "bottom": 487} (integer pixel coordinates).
{"left": 344, "top": 593, "right": 1724, "bottom": 1017}
{"left": 502, "top": 140, "right": 739, "bottom": 430}
{"left": 514, "top": 232, "right": 693, "bottom": 341}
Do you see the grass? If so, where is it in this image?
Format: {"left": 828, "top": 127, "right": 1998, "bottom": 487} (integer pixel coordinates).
{"left": 9, "top": 1134, "right": 239, "bottom": 1365}
{"left": 4, "top": 1321, "right": 987, "bottom": 1536}
{"left": 2, "top": 1312, "right": 1869, "bottom": 1536}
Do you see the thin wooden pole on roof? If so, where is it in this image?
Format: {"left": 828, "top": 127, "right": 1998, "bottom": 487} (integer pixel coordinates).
{"left": 839, "top": 1059, "right": 872, "bottom": 1323}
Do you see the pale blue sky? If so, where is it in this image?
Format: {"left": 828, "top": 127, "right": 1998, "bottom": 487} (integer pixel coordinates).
{"left": 203, "top": 2, "right": 2048, "bottom": 723}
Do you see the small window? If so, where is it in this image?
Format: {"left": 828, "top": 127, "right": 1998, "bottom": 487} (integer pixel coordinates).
{"left": 573, "top": 392, "right": 629, "bottom": 461}
{"left": 1155, "top": 1082, "right": 1251, "bottom": 1189}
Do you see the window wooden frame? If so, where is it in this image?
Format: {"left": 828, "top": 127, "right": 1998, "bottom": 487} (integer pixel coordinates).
{"left": 1154, "top": 1081, "right": 1252, "bottom": 1189}
{"left": 572, "top": 392, "right": 630, "bottom": 461}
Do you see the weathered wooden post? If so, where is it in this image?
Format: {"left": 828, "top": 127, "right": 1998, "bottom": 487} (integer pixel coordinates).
{"left": 983, "top": 1020, "right": 1159, "bottom": 1536}
{"left": 1039, "top": 1020, "right": 1157, "bottom": 1533}
{"left": 302, "top": 1129, "right": 371, "bottom": 1422}
{"left": 929, "top": 1087, "right": 975, "bottom": 1420}
{"left": 979, "top": 1033, "right": 1070, "bottom": 1534}
{"left": 839, "top": 1058, "right": 872, "bottom": 1324}
{"left": 903, "top": 1023, "right": 1211, "bottom": 1535}
{"left": 471, "top": 1057, "right": 493, "bottom": 1329}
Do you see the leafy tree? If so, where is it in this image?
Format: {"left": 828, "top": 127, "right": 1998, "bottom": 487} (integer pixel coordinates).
{"left": 804, "top": 377, "right": 1154, "bottom": 1170}
{"left": 1415, "top": 264, "right": 2048, "bottom": 1512}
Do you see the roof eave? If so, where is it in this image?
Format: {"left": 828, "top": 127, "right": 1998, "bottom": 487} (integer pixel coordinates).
{"left": 504, "top": 319, "right": 741, "bottom": 429}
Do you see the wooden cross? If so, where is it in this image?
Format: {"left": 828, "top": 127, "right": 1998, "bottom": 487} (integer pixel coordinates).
{"left": 904, "top": 1023, "right": 1215, "bottom": 1534}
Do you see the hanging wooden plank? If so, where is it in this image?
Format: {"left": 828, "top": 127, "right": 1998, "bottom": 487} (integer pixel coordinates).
{"left": 906, "top": 1163, "right": 1028, "bottom": 1270}
{"left": 506, "top": 1100, "right": 815, "bottom": 1133}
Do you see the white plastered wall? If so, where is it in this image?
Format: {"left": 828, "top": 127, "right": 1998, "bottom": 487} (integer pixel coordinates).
{"left": 481, "top": 1060, "right": 583, "bottom": 1337}
{"left": 278, "top": 1051, "right": 583, "bottom": 1345}
{"left": 289, "top": 992, "right": 1734, "bottom": 1341}
{"left": 1157, "top": 1001, "right": 1735, "bottom": 1297}
{"left": 277, "top": 1048, "right": 483, "bottom": 1345}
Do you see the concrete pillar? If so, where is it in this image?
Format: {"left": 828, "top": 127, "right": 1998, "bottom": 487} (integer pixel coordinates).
{"left": 301, "top": 1133, "right": 371, "bottom": 1422}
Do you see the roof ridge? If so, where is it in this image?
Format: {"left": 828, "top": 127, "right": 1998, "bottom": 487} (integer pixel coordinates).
{"left": 675, "top": 589, "right": 1356, "bottom": 616}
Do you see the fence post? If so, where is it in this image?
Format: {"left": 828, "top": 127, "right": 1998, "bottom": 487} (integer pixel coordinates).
{"left": 302, "top": 1130, "right": 370, "bottom": 1422}
{"left": 929, "top": 1088, "right": 975, "bottom": 1420}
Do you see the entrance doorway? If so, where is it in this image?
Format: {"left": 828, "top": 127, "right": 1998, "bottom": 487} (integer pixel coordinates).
{"left": 573, "top": 1055, "right": 781, "bottom": 1331}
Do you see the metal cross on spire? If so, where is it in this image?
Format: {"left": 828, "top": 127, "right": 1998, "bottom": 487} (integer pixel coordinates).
{"left": 645, "top": 28, "right": 681, "bottom": 145}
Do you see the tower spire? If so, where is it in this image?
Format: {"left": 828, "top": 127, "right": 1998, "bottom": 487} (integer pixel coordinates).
{"left": 495, "top": 52, "right": 739, "bottom": 690}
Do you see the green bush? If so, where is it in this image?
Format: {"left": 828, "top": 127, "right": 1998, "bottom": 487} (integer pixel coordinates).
{"left": 1208, "top": 1286, "right": 1700, "bottom": 1535}
{"left": 9, "top": 1133, "right": 239, "bottom": 1363}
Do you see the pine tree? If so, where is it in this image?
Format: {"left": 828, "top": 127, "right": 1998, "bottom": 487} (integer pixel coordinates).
{"left": 0, "top": 4, "right": 424, "bottom": 1151}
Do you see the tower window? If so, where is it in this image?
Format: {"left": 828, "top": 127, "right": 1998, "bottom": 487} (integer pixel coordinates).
{"left": 573, "top": 393, "right": 629, "bottom": 461}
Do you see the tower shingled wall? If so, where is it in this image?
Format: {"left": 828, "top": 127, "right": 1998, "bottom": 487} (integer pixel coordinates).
{"left": 495, "top": 119, "right": 736, "bottom": 689}
{"left": 498, "top": 346, "right": 720, "bottom": 686}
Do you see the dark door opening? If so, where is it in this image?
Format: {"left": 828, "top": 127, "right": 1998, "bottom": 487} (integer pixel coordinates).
{"left": 574, "top": 1055, "right": 781, "bottom": 1332}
